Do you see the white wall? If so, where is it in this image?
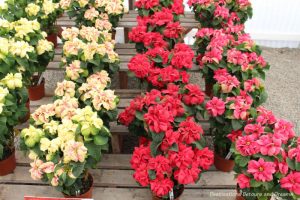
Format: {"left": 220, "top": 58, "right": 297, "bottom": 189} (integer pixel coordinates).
{"left": 185, "top": 0, "right": 300, "bottom": 48}
{"left": 2, "top": 0, "right": 299, "bottom": 48}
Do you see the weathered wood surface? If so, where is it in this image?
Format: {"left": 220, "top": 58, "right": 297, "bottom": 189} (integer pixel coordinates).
{"left": 0, "top": 166, "right": 235, "bottom": 189}
{"left": 57, "top": 11, "right": 199, "bottom": 28}
{"left": 0, "top": 185, "right": 236, "bottom": 200}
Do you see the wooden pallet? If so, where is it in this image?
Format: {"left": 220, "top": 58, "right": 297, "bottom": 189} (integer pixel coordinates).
{"left": 0, "top": 152, "right": 237, "bottom": 200}
{"left": 57, "top": 11, "right": 199, "bottom": 29}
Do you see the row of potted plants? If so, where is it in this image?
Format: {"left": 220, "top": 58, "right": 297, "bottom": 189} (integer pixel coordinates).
{"left": 0, "top": 14, "right": 55, "bottom": 175}
{"left": 0, "top": 0, "right": 63, "bottom": 103}
{"left": 189, "top": 0, "right": 300, "bottom": 199}
{"left": 20, "top": 0, "right": 124, "bottom": 198}
{"left": 119, "top": 0, "right": 215, "bottom": 199}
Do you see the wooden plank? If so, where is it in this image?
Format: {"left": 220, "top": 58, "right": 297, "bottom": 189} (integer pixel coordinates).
{"left": 0, "top": 166, "right": 236, "bottom": 189}
{"left": 16, "top": 152, "right": 132, "bottom": 170}
{"left": 0, "top": 185, "right": 237, "bottom": 200}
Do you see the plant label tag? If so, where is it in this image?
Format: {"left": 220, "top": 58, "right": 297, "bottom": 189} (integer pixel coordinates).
{"left": 24, "top": 197, "right": 93, "bottom": 200}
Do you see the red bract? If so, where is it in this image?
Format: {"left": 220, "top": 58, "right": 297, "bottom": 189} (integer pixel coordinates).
{"left": 144, "top": 104, "right": 173, "bottom": 133}
{"left": 183, "top": 84, "right": 205, "bottom": 105}
{"left": 128, "top": 25, "right": 147, "bottom": 43}
{"left": 194, "top": 147, "right": 214, "bottom": 170}
{"left": 135, "top": 0, "right": 160, "bottom": 9}
{"left": 150, "top": 177, "right": 174, "bottom": 197}
{"left": 150, "top": 8, "right": 174, "bottom": 26}
{"left": 128, "top": 54, "right": 151, "bottom": 78}
{"left": 171, "top": 43, "right": 194, "bottom": 69}
{"left": 178, "top": 117, "right": 203, "bottom": 144}
{"left": 163, "top": 22, "right": 184, "bottom": 39}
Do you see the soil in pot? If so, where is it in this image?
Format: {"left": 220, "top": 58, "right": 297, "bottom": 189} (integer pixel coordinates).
{"left": 28, "top": 77, "right": 45, "bottom": 101}
{"left": 152, "top": 185, "right": 184, "bottom": 200}
{"left": 63, "top": 173, "right": 93, "bottom": 198}
{"left": 214, "top": 152, "right": 235, "bottom": 172}
{"left": 0, "top": 148, "right": 16, "bottom": 176}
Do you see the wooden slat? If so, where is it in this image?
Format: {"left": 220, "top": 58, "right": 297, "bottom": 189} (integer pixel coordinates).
{"left": 57, "top": 11, "right": 199, "bottom": 28}
{"left": 0, "top": 166, "right": 236, "bottom": 189}
{"left": 16, "top": 152, "right": 132, "bottom": 170}
{"left": 0, "top": 185, "right": 236, "bottom": 200}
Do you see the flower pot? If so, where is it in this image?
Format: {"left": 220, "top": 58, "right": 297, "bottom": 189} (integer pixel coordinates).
{"left": 112, "top": 29, "right": 116, "bottom": 40}
{"left": 214, "top": 152, "right": 235, "bottom": 172}
{"left": 46, "top": 33, "right": 58, "bottom": 48}
{"left": 152, "top": 186, "right": 184, "bottom": 200}
{"left": 0, "top": 149, "right": 16, "bottom": 176}
{"left": 63, "top": 173, "right": 93, "bottom": 198}
{"left": 28, "top": 78, "right": 45, "bottom": 101}
{"left": 205, "top": 81, "right": 213, "bottom": 97}
{"left": 20, "top": 100, "right": 30, "bottom": 123}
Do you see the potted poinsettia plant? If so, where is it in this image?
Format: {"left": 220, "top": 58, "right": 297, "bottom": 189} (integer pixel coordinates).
{"left": 0, "top": 0, "right": 63, "bottom": 47}
{"left": 20, "top": 26, "right": 120, "bottom": 197}
{"left": 131, "top": 137, "right": 214, "bottom": 200}
{"left": 0, "top": 18, "right": 55, "bottom": 101}
{"left": 60, "top": 0, "right": 124, "bottom": 29}
{"left": 278, "top": 136, "right": 300, "bottom": 199}
{"left": 187, "top": 0, "right": 253, "bottom": 29}
{"left": 204, "top": 68, "right": 267, "bottom": 172}
{"left": 0, "top": 73, "right": 28, "bottom": 176}
{"left": 129, "top": 0, "right": 185, "bottom": 53}
{"left": 127, "top": 43, "right": 194, "bottom": 90}
{"left": 20, "top": 104, "right": 111, "bottom": 197}
{"left": 118, "top": 83, "right": 207, "bottom": 138}
{"left": 124, "top": 84, "right": 213, "bottom": 199}
{"left": 195, "top": 29, "right": 269, "bottom": 97}
{"left": 231, "top": 106, "right": 295, "bottom": 200}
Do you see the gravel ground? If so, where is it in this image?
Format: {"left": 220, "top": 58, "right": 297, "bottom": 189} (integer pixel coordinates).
{"left": 262, "top": 48, "right": 300, "bottom": 134}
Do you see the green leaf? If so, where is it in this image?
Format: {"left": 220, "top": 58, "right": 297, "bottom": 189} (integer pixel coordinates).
{"left": 135, "top": 111, "right": 144, "bottom": 121}
{"left": 207, "top": 63, "right": 218, "bottom": 70}
{"left": 72, "top": 162, "right": 85, "bottom": 177}
{"left": 169, "top": 143, "right": 178, "bottom": 152}
{"left": 286, "top": 158, "right": 296, "bottom": 170}
{"left": 250, "top": 179, "right": 262, "bottom": 188}
{"left": 231, "top": 120, "right": 243, "bottom": 131}
{"left": 295, "top": 161, "right": 300, "bottom": 171}
{"left": 148, "top": 170, "right": 156, "bottom": 180}
{"left": 85, "top": 142, "right": 102, "bottom": 161}
{"left": 94, "top": 135, "right": 109, "bottom": 146}
{"left": 235, "top": 155, "right": 250, "bottom": 167}
{"left": 151, "top": 132, "right": 165, "bottom": 144}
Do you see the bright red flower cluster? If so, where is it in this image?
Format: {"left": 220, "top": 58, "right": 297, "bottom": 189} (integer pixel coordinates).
{"left": 128, "top": 0, "right": 195, "bottom": 89}
{"left": 131, "top": 142, "right": 214, "bottom": 197}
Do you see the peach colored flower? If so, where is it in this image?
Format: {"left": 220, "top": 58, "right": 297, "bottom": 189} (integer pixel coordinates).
{"left": 84, "top": 7, "right": 99, "bottom": 20}
{"left": 63, "top": 140, "right": 87, "bottom": 163}
{"left": 32, "top": 104, "right": 56, "bottom": 125}
{"left": 66, "top": 60, "right": 83, "bottom": 80}
{"left": 55, "top": 80, "right": 76, "bottom": 97}
{"left": 29, "top": 159, "right": 44, "bottom": 180}
{"left": 61, "top": 27, "right": 79, "bottom": 41}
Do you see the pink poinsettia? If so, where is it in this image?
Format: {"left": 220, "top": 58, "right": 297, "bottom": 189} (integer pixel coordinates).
{"left": 236, "top": 135, "right": 259, "bottom": 156}
{"left": 280, "top": 172, "right": 300, "bottom": 195}
{"left": 206, "top": 97, "right": 225, "bottom": 117}
{"left": 247, "top": 158, "right": 276, "bottom": 182}
{"left": 256, "top": 134, "right": 282, "bottom": 156}
{"left": 237, "top": 174, "right": 250, "bottom": 189}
